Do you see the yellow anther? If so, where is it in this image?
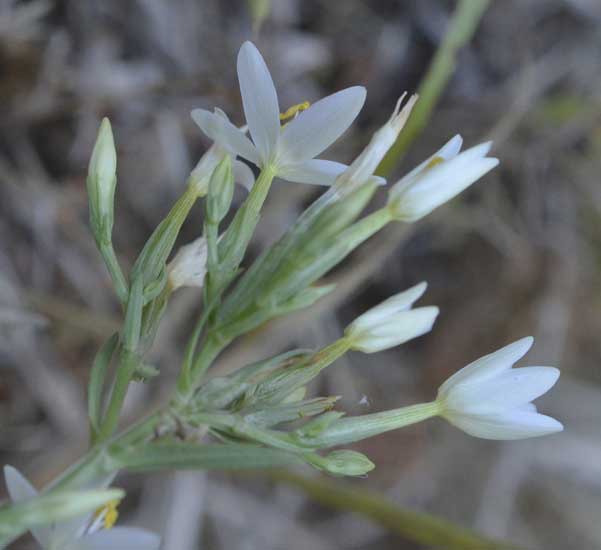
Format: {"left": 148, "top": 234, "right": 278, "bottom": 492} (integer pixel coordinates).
{"left": 94, "top": 499, "right": 120, "bottom": 530}
{"left": 424, "top": 156, "right": 445, "bottom": 170}
{"left": 280, "top": 101, "right": 311, "bottom": 122}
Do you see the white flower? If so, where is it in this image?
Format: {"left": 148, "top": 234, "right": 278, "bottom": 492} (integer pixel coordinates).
{"left": 345, "top": 282, "right": 439, "bottom": 353}
{"left": 3, "top": 466, "right": 160, "bottom": 550}
{"left": 334, "top": 93, "right": 418, "bottom": 193}
{"left": 167, "top": 236, "right": 208, "bottom": 290}
{"left": 188, "top": 109, "right": 255, "bottom": 196}
{"left": 192, "top": 41, "right": 366, "bottom": 186}
{"left": 388, "top": 135, "right": 499, "bottom": 222}
{"left": 436, "top": 337, "right": 563, "bottom": 440}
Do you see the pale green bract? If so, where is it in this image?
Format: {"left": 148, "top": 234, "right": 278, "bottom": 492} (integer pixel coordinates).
{"left": 1, "top": 39, "right": 562, "bottom": 547}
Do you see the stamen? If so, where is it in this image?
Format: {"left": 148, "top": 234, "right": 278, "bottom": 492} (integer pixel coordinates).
{"left": 94, "top": 499, "right": 120, "bottom": 530}
{"left": 280, "top": 101, "right": 311, "bottom": 122}
{"left": 424, "top": 156, "right": 445, "bottom": 170}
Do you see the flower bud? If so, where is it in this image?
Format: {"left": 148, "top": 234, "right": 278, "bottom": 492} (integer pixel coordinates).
{"left": 306, "top": 450, "right": 374, "bottom": 477}
{"left": 167, "top": 237, "right": 208, "bottom": 291}
{"left": 87, "top": 118, "right": 117, "bottom": 242}
{"left": 207, "top": 156, "right": 235, "bottom": 224}
{"left": 388, "top": 136, "right": 499, "bottom": 222}
{"left": 334, "top": 93, "right": 418, "bottom": 194}
{"left": 345, "top": 282, "right": 438, "bottom": 353}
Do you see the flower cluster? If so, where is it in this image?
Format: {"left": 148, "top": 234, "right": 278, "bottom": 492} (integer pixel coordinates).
{"left": 3, "top": 39, "right": 563, "bottom": 549}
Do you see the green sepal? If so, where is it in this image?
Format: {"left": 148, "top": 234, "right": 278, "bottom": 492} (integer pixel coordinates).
{"left": 238, "top": 340, "right": 348, "bottom": 408}
{"left": 190, "top": 412, "right": 316, "bottom": 453}
{"left": 242, "top": 396, "right": 340, "bottom": 428}
{"left": 191, "top": 349, "right": 312, "bottom": 411}
{"left": 294, "top": 410, "right": 346, "bottom": 439}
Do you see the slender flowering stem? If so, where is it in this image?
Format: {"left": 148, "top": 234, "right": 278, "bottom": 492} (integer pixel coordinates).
{"left": 304, "top": 402, "right": 441, "bottom": 447}
{"left": 98, "top": 241, "right": 128, "bottom": 306}
{"left": 377, "top": 0, "right": 490, "bottom": 176}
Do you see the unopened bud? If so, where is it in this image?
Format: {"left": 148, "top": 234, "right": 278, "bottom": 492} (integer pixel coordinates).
{"left": 388, "top": 137, "right": 499, "bottom": 222}
{"left": 207, "top": 156, "right": 235, "bottom": 224}
{"left": 87, "top": 118, "right": 117, "bottom": 242}
{"left": 345, "top": 282, "right": 438, "bottom": 353}
{"left": 306, "top": 450, "right": 374, "bottom": 477}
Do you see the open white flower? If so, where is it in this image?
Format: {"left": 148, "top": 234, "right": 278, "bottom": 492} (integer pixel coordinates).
{"left": 388, "top": 135, "right": 499, "bottom": 221}
{"left": 436, "top": 337, "right": 563, "bottom": 440}
{"left": 334, "top": 93, "right": 418, "bottom": 193}
{"left": 345, "top": 282, "right": 439, "bottom": 353}
{"left": 167, "top": 236, "right": 208, "bottom": 291}
{"left": 4, "top": 466, "right": 160, "bottom": 550}
{"left": 192, "top": 41, "right": 366, "bottom": 186}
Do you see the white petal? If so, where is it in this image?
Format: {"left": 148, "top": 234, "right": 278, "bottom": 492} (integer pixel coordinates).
{"left": 394, "top": 134, "right": 463, "bottom": 189}
{"left": 191, "top": 109, "right": 260, "bottom": 166}
{"left": 4, "top": 465, "right": 52, "bottom": 546}
{"left": 445, "top": 410, "right": 564, "bottom": 440}
{"left": 351, "top": 306, "right": 439, "bottom": 353}
{"left": 76, "top": 528, "right": 161, "bottom": 550}
{"left": 4, "top": 465, "right": 38, "bottom": 501}
{"left": 438, "top": 134, "right": 463, "bottom": 160}
{"left": 278, "top": 159, "right": 348, "bottom": 186}
{"left": 233, "top": 160, "right": 255, "bottom": 191}
{"left": 279, "top": 86, "right": 366, "bottom": 164}
{"left": 350, "top": 282, "right": 427, "bottom": 331}
{"left": 334, "top": 94, "right": 417, "bottom": 190}
{"left": 445, "top": 367, "right": 559, "bottom": 414}
{"left": 237, "top": 41, "right": 280, "bottom": 163}
{"left": 438, "top": 337, "right": 533, "bottom": 397}
{"left": 392, "top": 154, "right": 498, "bottom": 221}
{"left": 445, "top": 366, "right": 560, "bottom": 413}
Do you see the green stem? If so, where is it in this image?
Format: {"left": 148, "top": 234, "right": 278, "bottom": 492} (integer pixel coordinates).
{"left": 176, "top": 333, "right": 224, "bottom": 401}
{"left": 95, "top": 348, "right": 140, "bottom": 443}
{"left": 305, "top": 401, "right": 440, "bottom": 448}
{"left": 377, "top": 0, "right": 490, "bottom": 176}
{"left": 50, "top": 413, "right": 162, "bottom": 493}
{"left": 99, "top": 241, "right": 128, "bottom": 305}
{"left": 176, "top": 167, "right": 277, "bottom": 399}
{"left": 271, "top": 471, "right": 521, "bottom": 550}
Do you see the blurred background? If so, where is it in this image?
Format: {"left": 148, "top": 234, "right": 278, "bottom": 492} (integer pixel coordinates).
{"left": 1, "top": 0, "right": 600, "bottom": 548}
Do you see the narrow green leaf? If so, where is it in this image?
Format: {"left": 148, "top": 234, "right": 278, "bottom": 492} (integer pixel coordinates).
{"left": 88, "top": 332, "right": 119, "bottom": 438}
{"left": 113, "top": 442, "right": 303, "bottom": 471}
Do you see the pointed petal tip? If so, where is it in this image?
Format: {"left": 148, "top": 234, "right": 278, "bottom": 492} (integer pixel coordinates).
{"left": 190, "top": 108, "right": 208, "bottom": 125}
{"left": 414, "top": 280, "right": 428, "bottom": 295}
